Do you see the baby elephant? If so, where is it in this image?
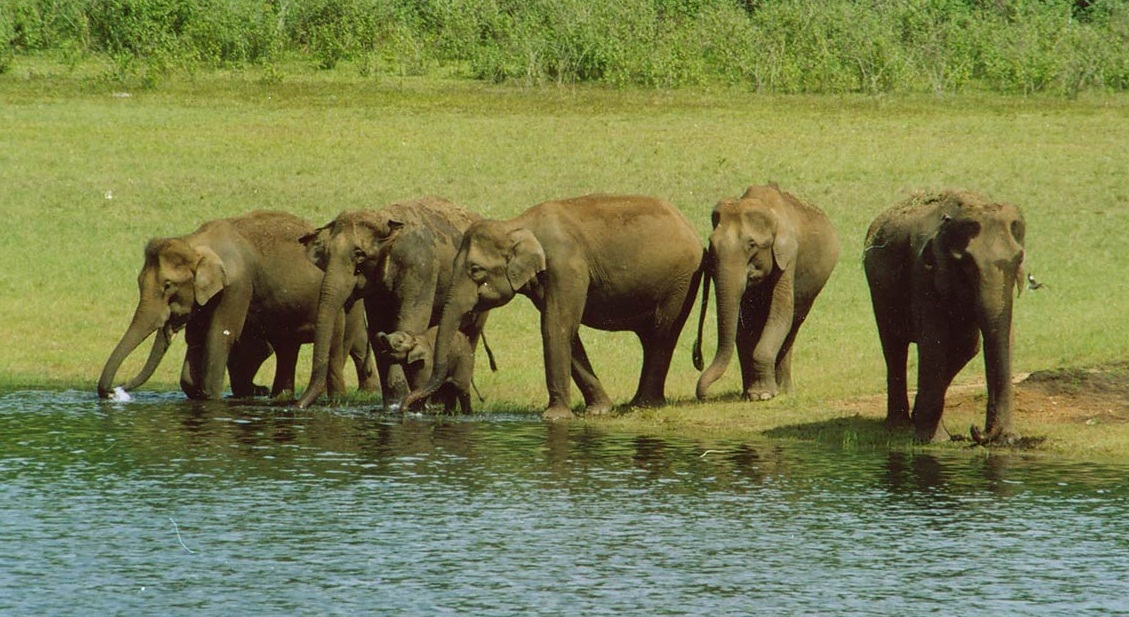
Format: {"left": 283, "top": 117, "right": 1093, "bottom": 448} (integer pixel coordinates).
{"left": 864, "top": 190, "right": 1026, "bottom": 444}
{"left": 693, "top": 184, "right": 840, "bottom": 402}
{"left": 376, "top": 327, "right": 477, "bottom": 413}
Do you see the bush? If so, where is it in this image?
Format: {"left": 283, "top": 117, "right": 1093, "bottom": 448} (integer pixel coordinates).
{"left": 2, "top": 0, "right": 1127, "bottom": 94}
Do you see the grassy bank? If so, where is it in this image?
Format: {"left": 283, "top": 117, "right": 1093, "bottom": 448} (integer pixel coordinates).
{"left": 1, "top": 64, "right": 1127, "bottom": 455}
{"left": 3, "top": 0, "right": 1129, "bottom": 94}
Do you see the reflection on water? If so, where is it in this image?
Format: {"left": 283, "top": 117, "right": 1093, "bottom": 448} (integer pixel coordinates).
{"left": 1, "top": 390, "right": 1128, "bottom": 616}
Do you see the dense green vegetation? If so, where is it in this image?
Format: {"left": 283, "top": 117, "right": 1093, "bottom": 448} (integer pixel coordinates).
{"left": 3, "top": 0, "right": 1128, "bottom": 94}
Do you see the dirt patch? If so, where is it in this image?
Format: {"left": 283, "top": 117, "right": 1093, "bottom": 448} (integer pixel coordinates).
{"left": 1016, "top": 363, "right": 1129, "bottom": 425}
{"left": 836, "top": 362, "right": 1129, "bottom": 427}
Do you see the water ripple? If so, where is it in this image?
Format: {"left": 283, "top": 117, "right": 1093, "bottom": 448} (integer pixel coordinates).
{"left": 0, "top": 391, "right": 1127, "bottom": 615}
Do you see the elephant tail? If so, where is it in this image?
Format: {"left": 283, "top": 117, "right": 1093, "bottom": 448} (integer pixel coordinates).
{"left": 692, "top": 249, "right": 711, "bottom": 372}
{"left": 480, "top": 330, "right": 498, "bottom": 373}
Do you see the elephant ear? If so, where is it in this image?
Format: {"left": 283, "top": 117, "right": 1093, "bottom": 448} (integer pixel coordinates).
{"left": 406, "top": 336, "right": 430, "bottom": 366}
{"left": 299, "top": 225, "right": 332, "bottom": 269}
{"left": 771, "top": 214, "right": 799, "bottom": 272}
{"left": 505, "top": 228, "right": 546, "bottom": 293}
{"left": 939, "top": 216, "right": 981, "bottom": 261}
{"left": 1014, "top": 253, "right": 1026, "bottom": 298}
{"left": 193, "top": 246, "right": 227, "bottom": 305}
{"left": 359, "top": 213, "right": 405, "bottom": 246}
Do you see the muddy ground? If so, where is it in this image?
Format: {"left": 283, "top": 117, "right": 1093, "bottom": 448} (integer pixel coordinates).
{"left": 835, "top": 362, "right": 1129, "bottom": 436}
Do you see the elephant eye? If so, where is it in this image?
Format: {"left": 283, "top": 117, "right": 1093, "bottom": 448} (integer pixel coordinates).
{"left": 353, "top": 248, "right": 367, "bottom": 263}
{"left": 468, "top": 264, "right": 486, "bottom": 281}
{"left": 162, "top": 280, "right": 175, "bottom": 293}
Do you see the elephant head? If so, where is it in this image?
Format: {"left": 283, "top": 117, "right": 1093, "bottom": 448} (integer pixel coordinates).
{"left": 922, "top": 192, "right": 1026, "bottom": 441}
{"left": 295, "top": 210, "right": 404, "bottom": 407}
{"left": 98, "top": 238, "right": 227, "bottom": 398}
{"left": 375, "top": 330, "right": 431, "bottom": 369}
{"left": 921, "top": 194, "right": 1026, "bottom": 311}
{"left": 402, "top": 220, "right": 544, "bottom": 408}
{"left": 695, "top": 188, "right": 798, "bottom": 399}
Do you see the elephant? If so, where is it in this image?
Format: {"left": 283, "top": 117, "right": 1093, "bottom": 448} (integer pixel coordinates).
{"left": 402, "top": 193, "right": 704, "bottom": 421}
{"left": 375, "top": 326, "right": 477, "bottom": 413}
{"left": 863, "top": 190, "right": 1026, "bottom": 444}
{"left": 294, "top": 196, "right": 485, "bottom": 409}
{"left": 98, "top": 210, "right": 378, "bottom": 401}
{"left": 693, "top": 184, "right": 840, "bottom": 401}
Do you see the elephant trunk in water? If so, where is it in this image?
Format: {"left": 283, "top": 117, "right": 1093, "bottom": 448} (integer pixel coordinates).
{"left": 695, "top": 252, "right": 745, "bottom": 400}
{"left": 98, "top": 304, "right": 173, "bottom": 398}
{"left": 296, "top": 250, "right": 354, "bottom": 409}
{"left": 403, "top": 281, "right": 477, "bottom": 409}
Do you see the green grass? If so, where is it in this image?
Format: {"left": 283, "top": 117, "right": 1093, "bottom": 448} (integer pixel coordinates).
{"left": 2, "top": 60, "right": 1128, "bottom": 456}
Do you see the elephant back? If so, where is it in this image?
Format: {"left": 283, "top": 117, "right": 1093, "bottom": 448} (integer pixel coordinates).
{"left": 382, "top": 196, "right": 481, "bottom": 248}
{"left": 224, "top": 210, "right": 316, "bottom": 255}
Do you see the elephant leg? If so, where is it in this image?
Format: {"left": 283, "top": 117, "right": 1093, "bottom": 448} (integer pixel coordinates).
{"left": 632, "top": 277, "right": 698, "bottom": 408}
{"left": 542, "top": 292, "right": 587, "bottom": 421}
{"left": 192, "top": 286, "right": 250, "bottom": 400}
{"left": 630, "top": 331, "right": 676, "bottom": 408}
{"left": 748, "top": 277, "right": 796, "bottom": 401}
{"left": 912, "top": 323, "right": 980, "bottom": 442}
{"left": 366, "top": 302, "right": 408, "bottom": 409}
{"left": 346, "top": 303, "right": 380, "bottom": 393}
{"left": 181, "top": 355, "right": 200, "bottom": 400}
{"left": 270, "top": 342, "right": 301, "bottom": 400}
{"left": 776, "top": 303, "right": 812, "bottom": 396}
{"left": 774, "top": 332, "right": 796, "bottom": 396}
{"left": 228, "top": 334, "right": 272, "bottom": 398}
{"left": 201, "top": 325, "right": 239, "bottom": 399}
{"left": 353, "top": 343, "right": 380, "bottom": 393}
{"left": 870, "top": 293, "right": 912, "bottom": 428}
{"left": 735, "top": 313, "right": 760, "bottom": 398}
{"left": 181, "top": 320, "right": 207, "bottom": 399}
{"left": 879, "top": 335, "right": 911, "bottom": 428}
{"left": 571, "top": 335, "right": 613, "bottom": 415}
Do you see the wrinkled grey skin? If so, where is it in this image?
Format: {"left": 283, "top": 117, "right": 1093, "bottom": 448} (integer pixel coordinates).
{"left": 693, "top": 184, "right": 840, "bottom": 402}
{"left": 863, "top": 190, "right": 1026, "bottom": 444}
{"left": 403, "top": 194, "right": 704, "bottom": 421}
{"left": 98, "top": 211, "right": 377, "bottom": 401}
{"left": 295, "top": 197, "right": 485, "bottom": 410}
{"left": 376, "top": 326, "right": 475, "bottom": 413}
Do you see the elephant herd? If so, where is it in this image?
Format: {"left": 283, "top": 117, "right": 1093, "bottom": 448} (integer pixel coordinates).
{"left": 97, "top": 185, "right": 1027, "bottom": 445}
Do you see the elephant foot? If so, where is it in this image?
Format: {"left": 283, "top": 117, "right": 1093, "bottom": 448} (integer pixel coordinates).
{"left": 230, "top": 384, "right": 270, "bottom": 399}
{"left": 584, "top": 400, "right": 614, "bottom": 416}
{"left": 271, "top": 389, "right": 296, "bottom": 401}
{"left": 743, "top": 378, "right": 778, "bottom": 402}
{"left": 914, "top": 423, "right": 951, "bottom": 443}
{"left": 970, "top": 425, "right": 1021, "bottom": 446}
{"left": 628, "top": 393, "right": 666, "bottom": 409}
{"left": 543, "top": 405, "right": 576, "bottom": 421}
{"left": 743, "top": 389, "right": 776, "bottom": 402}
{"left": 885, "top": 412, "right": 912, "bottom": 430}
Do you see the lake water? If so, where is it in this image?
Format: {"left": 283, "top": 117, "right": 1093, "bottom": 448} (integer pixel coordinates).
{"left": 2, "top": 390, "right": 1127, "bottom": 616}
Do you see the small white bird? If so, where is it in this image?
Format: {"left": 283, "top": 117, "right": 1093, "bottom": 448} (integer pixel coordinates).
{"left": 1026, "top": 273, "right": 1047, "bottom": 291}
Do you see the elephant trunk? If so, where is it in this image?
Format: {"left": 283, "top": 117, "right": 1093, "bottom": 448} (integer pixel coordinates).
{"left": 695, "top": 253, "right": 744, "bottom": 400}
{"left": 98, "top": 304, "right": 169, "bottom": 398}
{"left": 403, "top": 281, "right": 477, "bottom": 409}
{"left": 119, "top": 325, "right": 174, "bottom": 391}
{"left": 296, "top": 253, "right": 354, "bottom": 409}
{"left": 973, "top": 268, "right": 1019, "bottom": 443}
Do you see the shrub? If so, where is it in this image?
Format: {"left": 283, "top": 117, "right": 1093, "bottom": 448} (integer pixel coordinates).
{"left": 2, "top": 0, "right": 1127, "bottom": 94}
